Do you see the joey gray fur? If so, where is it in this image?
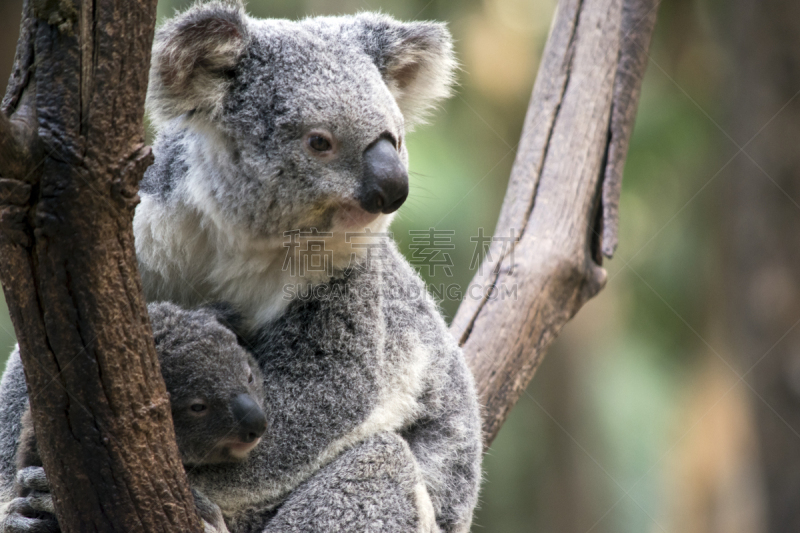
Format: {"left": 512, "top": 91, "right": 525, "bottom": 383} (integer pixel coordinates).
{"left": 13, "top": 302, "right": 267, "bottom": 475}
{"left": 147, "top": 302, "right": 268, "bottom": 467}
{"left": 3, "top": 303, "right": 267, "bottom": 532}
{"left": 0, "top": 3, "right": 481, "bottom": 533}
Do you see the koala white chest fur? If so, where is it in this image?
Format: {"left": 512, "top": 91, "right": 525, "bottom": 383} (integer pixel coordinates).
{"left": 0, "top": 2, "right": 483, "bottom": 533}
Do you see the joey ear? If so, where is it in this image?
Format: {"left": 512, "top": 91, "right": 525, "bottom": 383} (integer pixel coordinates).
{"left": 147, "top": 1, "right": 248, "bottom": 126}
{"left": 355, "top": 14, "right": 457, "bottom": 128}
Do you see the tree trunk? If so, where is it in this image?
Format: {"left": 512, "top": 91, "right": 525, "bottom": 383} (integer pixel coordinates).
{"left": 0, "top": 0, "right": 202, "bottom": 531}
{"left": 451, "top": 0, "right": 659, "bottom": 445}
{"left": 724, "top": 1, "right": 800, "bottom": 530}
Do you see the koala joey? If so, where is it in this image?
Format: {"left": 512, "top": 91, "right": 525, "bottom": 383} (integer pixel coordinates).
{"left": 3, "top": 303, "right": 267, "bottom": 533}
{"left": 147, "top": 302, "right": 267, "bottom": 468}
{"left": 1, "top": 2, "right": 483, "bottom": 533}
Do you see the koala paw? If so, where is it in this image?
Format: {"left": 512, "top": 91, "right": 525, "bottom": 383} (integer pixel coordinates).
{"left": 1, "top": 467, "right": 58, "bottom": 533}
{"left": 192, "top": 489, "right": 229, "bottom": 533}
{"left": 1, "top": 498, "right": 59, "bottom": 533}
{"left": 15, "top": 469, "right": 51, "bottom": 501}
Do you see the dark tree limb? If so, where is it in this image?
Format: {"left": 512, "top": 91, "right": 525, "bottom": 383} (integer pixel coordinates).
{"left": 451, "top": 0, "right": 659, "bottom": 446}
{"left": 0, "top": 0, "right": 202, "bottom": 531}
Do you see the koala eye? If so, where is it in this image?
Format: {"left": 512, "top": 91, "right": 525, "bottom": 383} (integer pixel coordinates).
{"left": 248, "top": 372, "right": 255, "bottom": 384}
{"left": 190, "top": 402, "right": 208, "bottom": 413}
{"left": 308, "top": 135, "right": 332, "bottom": 152}
{"left": 303, "top": 130, "right": 337, "bottom": 159}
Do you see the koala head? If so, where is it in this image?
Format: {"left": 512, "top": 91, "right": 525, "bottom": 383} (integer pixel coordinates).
{"left": 148, "top": 302, "right": 268, "bottom": 466}
{"left": 145, "top": 1, "right": 456, "bottom": 239}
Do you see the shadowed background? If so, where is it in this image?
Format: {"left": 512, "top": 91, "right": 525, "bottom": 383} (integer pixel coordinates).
{"left": 2, "top": 0, "right": 796, "bottom": 532}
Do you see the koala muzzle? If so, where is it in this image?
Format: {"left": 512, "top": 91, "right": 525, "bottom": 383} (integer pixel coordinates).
{"left": 359, "top": 138, "right": 409, "bottom": 215}
{"left": 231, "top": 393, "right": 268, "bottom": 443}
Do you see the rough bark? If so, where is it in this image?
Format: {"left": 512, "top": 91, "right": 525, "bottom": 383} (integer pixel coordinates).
{"left": 0, "top": 0, "right": 202, "bottom": 531}
{"left": 724, "top": 1, "right": 800, "bottom": 531}
{"left": 451, "top": 0, "right": 658, "bottom": 445}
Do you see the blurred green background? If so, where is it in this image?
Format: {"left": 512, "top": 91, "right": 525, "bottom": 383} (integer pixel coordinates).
{"left": 2, "top": 0, "right": 796, "bottom": 532}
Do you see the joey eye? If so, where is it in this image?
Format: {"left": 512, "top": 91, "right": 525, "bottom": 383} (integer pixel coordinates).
{"left": 190, "top": 402, "right": 207, "bottom": 413}
{"left": 308, "top": 135, "right": 332, "bottom": 152}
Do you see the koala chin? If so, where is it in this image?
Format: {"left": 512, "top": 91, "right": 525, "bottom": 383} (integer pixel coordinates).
{"left": 134, "top": 1, "right": 456, "bottom": 329}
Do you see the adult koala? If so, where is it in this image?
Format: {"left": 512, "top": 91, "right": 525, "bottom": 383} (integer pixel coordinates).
{"left": 0, "top": 2, "right": 482, "bottom": 532}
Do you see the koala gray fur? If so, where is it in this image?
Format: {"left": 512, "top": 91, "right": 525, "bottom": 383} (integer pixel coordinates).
{"left": 0, "top": 3, "right": 482, "bottom": 533}
{"left": 134, "top": 2, "right": 456, "bottom": 328}
{"left": 176, "top": 243, "right": 482, "bottom": 533}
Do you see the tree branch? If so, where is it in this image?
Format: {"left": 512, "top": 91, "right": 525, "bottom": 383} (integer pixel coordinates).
{"left": 0, "top": 0, "right": 202, "bottom": 530}
{"left": 451, "top": 0, "right": 659, "bottom": 446}
{"left": 0, "top": 91, "right": 39, "bottom": 180}
{"left": 0, "top": 112, "right": 22, "bottom": 173}
{"left": 601, "top": 0, "right": 659, "bottom": 258}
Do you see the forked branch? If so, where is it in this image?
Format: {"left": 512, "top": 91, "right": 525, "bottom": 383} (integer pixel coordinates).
{"left": 452, "top": 0, "right": 659, "bottom": 445}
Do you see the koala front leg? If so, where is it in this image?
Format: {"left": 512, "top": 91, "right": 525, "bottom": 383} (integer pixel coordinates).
{"left": 260, "top": 433, "right": 439, "bottom": 533}
{"left": 1, "top": 467, "right": 58, "bottom": 533}
{"left": 192, "top": 489, "right": 230, "bottom": 533}
{"left": 402, "top": 346, "right": 483, "bottom": 533}
{"left": 0, "top": 349, "right": 28, "bottom": 499}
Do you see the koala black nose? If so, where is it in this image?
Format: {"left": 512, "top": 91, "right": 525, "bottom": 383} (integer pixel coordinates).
{"left": 231, "top": 393, "right": 267, "bottom": 444}
{"left": 359, "top": 138, "right": 408, "bottom": 215}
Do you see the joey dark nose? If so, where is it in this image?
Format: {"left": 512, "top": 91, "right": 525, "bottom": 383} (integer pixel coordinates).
{"left": 359, "top": 138, "right": 408, "bottom": 215}
{"left": 231, "top": 393, "right": 267, "bottom": 444}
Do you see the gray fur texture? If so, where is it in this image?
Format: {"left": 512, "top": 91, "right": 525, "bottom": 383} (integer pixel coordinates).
{"left": 0, "top": 3, "right": 481, "bottom": 533}
{"left": 0, "top": 354, "right": 27, "bottom": 506}
{"left": 234, "top": 432, "right": 431, "bottom": 533}
{"left": 180, "top": 241, "right": 482, "bottom": 533}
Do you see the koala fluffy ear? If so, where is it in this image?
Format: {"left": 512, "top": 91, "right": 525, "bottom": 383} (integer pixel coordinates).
{"left": 147, "top": 1, "right": 248, "bottom": 126}
{"left": 355, "top": 14, "right": 457, "bottom": 128}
